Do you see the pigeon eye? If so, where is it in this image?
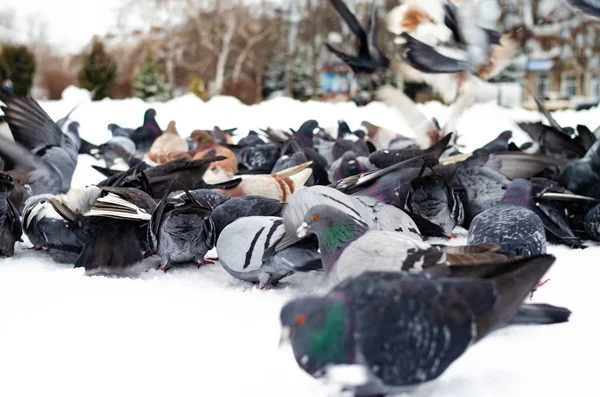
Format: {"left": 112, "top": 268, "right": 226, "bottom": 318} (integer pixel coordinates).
{"left": 296, "top": 314, "right": 306, "bottom": 326}
{"left": 312, "top": 215, "right": 319, "bottom": 222}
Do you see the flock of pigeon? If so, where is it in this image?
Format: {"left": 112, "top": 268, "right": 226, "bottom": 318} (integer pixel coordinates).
{"left": 1, "top": 0, "right": 600, "bottom": 395}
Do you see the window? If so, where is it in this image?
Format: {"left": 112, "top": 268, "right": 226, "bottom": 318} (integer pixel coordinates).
{"left": 591, "top": 76, "right": 600, "bottom": 99}
{"left": 561, "top": 73, "right": 577, "bottom": 97}
{"left": 535, "top": 73, "right": 550, "bottom": 98}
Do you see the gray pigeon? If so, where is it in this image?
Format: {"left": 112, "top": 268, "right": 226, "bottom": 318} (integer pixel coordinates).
{"left": 107, "top": 123, "right": 135, "bottom": 138}
{"left": 0, "top": 172, "right": 22, "bottom": 257}
{"left": 468, "top": 179, "right": 547, "bottom": 257}
{"left": 217, "top": 216, "right": 321, "bottom": 288}
{"left": 403, "top": 172, "right": 464, "bottom": 234}
{"left": 279, "top": 255, "right": 564, "bottom": 394}
{"left": 284, "top": 185, "right": 422, "bottom": 242}
{"left": 0, "top": 90, "right": 79, "bottom": 195}
{"left": 22, "top": 194, "right": 89, "bottom": 263}
{"left": 149, "top": 188, "right": 215, "bottom": 270}
{"left": 297, "top": 204, "right": 514, "bottom": 284}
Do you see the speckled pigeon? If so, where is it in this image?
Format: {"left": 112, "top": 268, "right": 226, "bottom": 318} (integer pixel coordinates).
{"left": 217, "top": 216, "right": 321, "bottom": 288}
{"left": 468, "top": 179, "right": 547, "bottom": 257}
{"left": 279, "top": 254, "right": 563, "bottom": 394}
{"left": 297, "top": 204, "right": 515, "bottom": 283}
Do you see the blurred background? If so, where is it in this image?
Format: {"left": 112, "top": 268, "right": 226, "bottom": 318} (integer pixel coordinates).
{"left": 0, "top": 0, "right": 598, "bottom": 110}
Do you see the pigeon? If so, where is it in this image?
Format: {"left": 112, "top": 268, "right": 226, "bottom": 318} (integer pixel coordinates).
{"left": 66, "top": 122, "right": 100, "bottom": 158}
{"left": 331, "top": 120, "right": 372, "bottom": 161}
{"left": 239, "top": 143, "right": 281, "bottom": 173}
{"left": 473, "top": 130, "right": 513, "bottom": 155}
{"left": 108, "top": 123, "right": 135, "bottom": 138}
{"left": 327, "top": 151, "right": 373, "bottom": 183}
{"left": 190, "top": 130, "right": 239, "bottom": 181}
{"left": 558, "top": 140, "right": 600, "bottom": 195}
{"left": 325, "top": 0, "right": 390, "bottom": 75}
{"left": 565, "top": 0, "right": 600, "bottom": 18}
{"left": 403, "top": 170, "right": 465, "bottom": 234}
{"left": 97, "top": 156, "right": 241, "bottom": 200}
{"left": 213, "top": 161, "right": 313, "bottom": 202}
{"left": 97, "top": 136, "right": 138, "bottom": 169}
{"left": 0, "top": 172, "right": 22, "bottom": 257}
{"left": 0, "top": 89, "right": 79, "bottom": 195}
{"left": 209, "top": 195, "right": 284, "bottom": 239}
{"left": 279, "top": 255, "right": 565, "bottom": 393}
{"left": 237, "top": 131, "right": 265, "bottom": 147}
{"left": 584, "top": 203, "right": 600, "bottom": 241}
{"left": 148, "top": 187, "right": 215, "bottom": 270}
{"left": 149, "top": 120, "right": 188, "bottom": 154}
{"left": 217, "top": 216, "right": 321, "bottom": 288}
{"left": 297, "top": 204, "right": 516, "bottom": 283}
{"left": 369, "top": 133, "right": 453, "bottom": 170}
{"left": 468, "top": 179, "right": 547, "bottom": 257}
{"left": 49, "top": 186, "right": 157, "bottom": 272}
{"left": 129, "top": 108, "right": 163, "bottom": 153}
{"left": 22, "top": 194, "right": 89, "bottom": 263}
{"left": 284, "top": 185, "right": 422, "bottom": 243}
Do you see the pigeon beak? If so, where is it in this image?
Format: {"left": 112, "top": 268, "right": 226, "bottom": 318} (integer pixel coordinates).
{"left": 297, "top": 222, "right": 309, "bottom": 238}
{"left": 278, "top": 326, "right": 292, "bottom": 348}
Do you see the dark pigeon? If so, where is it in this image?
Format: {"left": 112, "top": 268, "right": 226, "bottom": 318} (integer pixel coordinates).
{"left": 328, "top": 151, "right": 372, "bottom": 183}
{"left": 325, "top": 0, "right": 390, "bottom": 75}
{"left": 403, "top": 171, "right": 465, "bottom": 234}
{"left": 237, "top": 131, "right": 265, "bottom": 147}
{"left": 129, "top": 108, "right": 162, "bottom": 153}
{"left": 22, "top": 194, "right": 89, "bottom": 263}
{"left": 148, "top": 187, "right": 215, "bottom": 270}
{"left": 280, "top": 255, "right": 564, "bottom": 393}
{"left": 468, "top": 179, "right": 547, "bottom": 257}
{"left": 210, "top": 195, "right": 284, "bottom": 239}
{"left": 0, "top": 172, "right": 22, "bottom": 257}
{"left": 473, "top": 130, "right": 513, "bottom": 155}
{"left": 49, "top": 186, "right": 157, "bottom": 273}
{"left": 368, "top": 133, "right": 453, "bottom": 169}
{"left": 558, "top": 140, "right": 600, "bottom": 194}
{"left": 239, "top": 144, "right": 280, "bottom": 173}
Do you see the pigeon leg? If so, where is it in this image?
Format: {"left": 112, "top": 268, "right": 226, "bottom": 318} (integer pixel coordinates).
{"left": 157, "top": 259, "right": 171, "bottom": 272}
{"left": 195, "top": 258, "right": 216, "bottom": 267}
{"left": 444, "top": 233, "right": 458, "bottom": 239}
{"left": 530, "top": 279, "right": 551, "bottom": 299}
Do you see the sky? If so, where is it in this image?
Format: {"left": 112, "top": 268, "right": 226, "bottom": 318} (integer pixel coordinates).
{"left": 2, "top": 0, "right": 125, "bottom": 52}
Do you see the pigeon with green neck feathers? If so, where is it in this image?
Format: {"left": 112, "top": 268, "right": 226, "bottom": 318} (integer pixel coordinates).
{"left": 279, "top": 254, "right": 568, "bottom": 395}
{"left": 297, "top": 204, "right": 516, "bottom": 283}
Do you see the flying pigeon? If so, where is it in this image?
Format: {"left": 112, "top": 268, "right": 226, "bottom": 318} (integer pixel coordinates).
{"left": 0, "top": 89, "right": 79, "bottom": 195}
{"left": 325, "top": 0, "right": 390, "bottom": 75}
{"left": 468, "top": 179, "right": 547, "bottom": 257}
{"left": 280, "top": 254, "right": 566, "bottom": 393}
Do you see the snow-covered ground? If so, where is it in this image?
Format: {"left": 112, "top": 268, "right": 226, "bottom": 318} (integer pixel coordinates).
{"left": 0, "top": 88, "right": 598, "bottom": 397}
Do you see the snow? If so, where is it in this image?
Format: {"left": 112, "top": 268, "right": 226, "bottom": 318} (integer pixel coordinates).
{"left": 1, "top": 89, "right": 599, "bottom": 396}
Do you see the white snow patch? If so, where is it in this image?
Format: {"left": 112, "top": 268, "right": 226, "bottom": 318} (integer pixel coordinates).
{"left": 0, "top": 93, "right": 598, "bottom": 396}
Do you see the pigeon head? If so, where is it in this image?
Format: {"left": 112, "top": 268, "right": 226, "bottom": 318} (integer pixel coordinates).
{"left": 68, "top": 122, "right": 80, "bottom": 135}
{"left": 498, "top": 130, "right": 513, "bottom": 141}
{"left": 298, "top": 204, "right": 368, "bottom": 273}
{"left": 352, "top": 128, "right": 366, "bottom": 140}
{"left": 501, "top": 179, "right": 532, "bottom": 206}
{"left": 295, "top": 120, "right": 319, "bottom": 148}
{"left": 107, "top": 123, "right": 119, "bottom": 132}
{"left": 336, "top": 151, "right": 369, "bottom": 180}
{"left": 279, "top": 295, "right": 353, "bottom": 375}
{"left": 0, "top": 172, "right": 14, "bottom": 191}
{"left": 337, "top": 120, "right": 352, "bottom": 137}
{"left": 144, "top": 108, "right": 157, "bottom": 121}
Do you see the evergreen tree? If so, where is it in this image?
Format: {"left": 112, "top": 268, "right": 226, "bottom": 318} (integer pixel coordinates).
{"left": 262, "top": 52, "right": 285, "bottom": 99}
{"left": 0, "top": 44, "right": 36, "bottom": 96}
{"left": 133, "top": 53, "right": 166, "bottom": 101}
{"left": 78, "top": 39, "right": 117, "bottom": 101}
